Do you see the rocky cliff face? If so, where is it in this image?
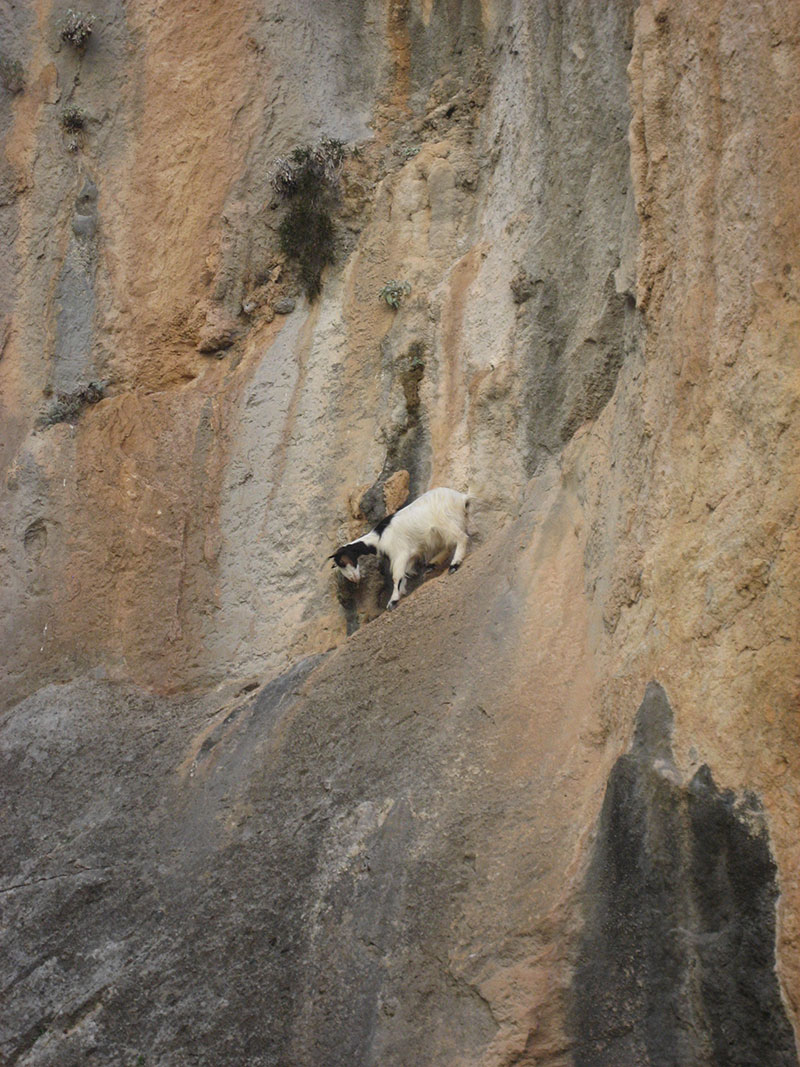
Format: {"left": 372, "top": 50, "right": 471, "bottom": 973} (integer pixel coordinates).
{"left": 1, "top": 1, "right": 798, "bottom": 1064}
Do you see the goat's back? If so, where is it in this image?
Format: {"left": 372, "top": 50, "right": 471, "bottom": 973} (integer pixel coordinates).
{"left": 380, "top": 487, "right": 469, "bottom": 554}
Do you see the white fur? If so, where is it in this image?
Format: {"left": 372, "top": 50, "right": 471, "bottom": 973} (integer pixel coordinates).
{"left": 339, "top": 487, "right": 470, "bottom": 609}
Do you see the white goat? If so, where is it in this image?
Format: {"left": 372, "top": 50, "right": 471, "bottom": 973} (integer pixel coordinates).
{"left": 331, "top": 487, "right": 470, "bottom": 609}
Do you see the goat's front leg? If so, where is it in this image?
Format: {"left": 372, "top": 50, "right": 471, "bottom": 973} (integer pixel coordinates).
{"left": 387, "top": 554, "right": 412, "bottom": 610}
{"left": 448, "top": 534, "right": 469, "bottom": 573}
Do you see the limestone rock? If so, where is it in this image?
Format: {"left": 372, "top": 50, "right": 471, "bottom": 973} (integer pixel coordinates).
{"left": 383, "top": 469, "right": 410, "bottom": 514}
{"left": 0, "top": 0, "right": 798, "bottom": 1063}
{"left": 197, "top": 307, "right": 240, "bottom": 354}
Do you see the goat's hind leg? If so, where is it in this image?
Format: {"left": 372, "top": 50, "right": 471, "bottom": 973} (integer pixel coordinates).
{"left": 426, "top": 546, "right": 451, "bottom": 571}
{"left": 448, "top": 532, "right": 469, "bottom": 574}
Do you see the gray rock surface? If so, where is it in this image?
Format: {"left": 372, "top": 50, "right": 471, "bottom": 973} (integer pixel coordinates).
{"left": 571, "top": 684, "right": 798, "bottom": 1066}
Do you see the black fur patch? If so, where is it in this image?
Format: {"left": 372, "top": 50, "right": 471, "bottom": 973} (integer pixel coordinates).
{"left": 373, "top": 514, "right": 394, "bottom": 536}
{"left": 374, "top": 499, "right": 410, "bottom": 538}
{"left": 332, "top": 542, "right": 377, "bottom": 568}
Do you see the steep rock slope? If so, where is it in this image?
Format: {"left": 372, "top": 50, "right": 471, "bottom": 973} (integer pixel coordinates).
{"left": 1, "top": 0, "right": 799, "bottom": 1064}
{"left": 1, "top": 0, "right": 636, "bottom": 701}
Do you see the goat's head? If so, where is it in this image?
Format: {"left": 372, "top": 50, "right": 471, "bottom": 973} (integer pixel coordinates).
{"left": 330, "top": 541, "right": 376, "bottom": 583}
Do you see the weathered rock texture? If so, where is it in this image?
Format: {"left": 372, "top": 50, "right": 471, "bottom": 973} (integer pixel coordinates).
{"left": 1, "top": 0, "right": 798, "bottom": 1064}
{"left": 572, "top": 684, "right": 798, "bottom": 1067}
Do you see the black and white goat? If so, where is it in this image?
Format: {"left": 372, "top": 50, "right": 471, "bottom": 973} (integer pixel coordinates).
{"left": 331, "top": 487, "right": 470, "bottom": 609}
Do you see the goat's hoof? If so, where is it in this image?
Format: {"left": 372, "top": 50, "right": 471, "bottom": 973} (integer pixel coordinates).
{"left": 448, "top": 563, "right": 461, "bottom": 574}
{"left": 387, "top": 599, "right": 398, "bottom": 611}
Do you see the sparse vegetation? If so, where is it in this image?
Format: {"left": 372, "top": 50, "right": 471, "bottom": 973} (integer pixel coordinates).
{"left": 60, "top": 105, "right": 87, "bottom": 132}
{"left": 510, "top": 269, "right": 535, "bottom": 305}
{"left": 0, "top": 55, "right": 24, "bottom": 93}
{"left": 379, "top": 280, "right": 411, "bottom": 309}
{"left": 407, "top": 340, "right": 425, "bottom": 371}
{"left": 271, "top": 137, "right": 345, "bottom": 196}
{"left": 271, "top": 137, "right": 346, "bottom": 301}
{"left": 60, "top": 9, "right": 96, "bottom": 49}
{"left": 39, "top": 380, "right": 106, "bottom": 427}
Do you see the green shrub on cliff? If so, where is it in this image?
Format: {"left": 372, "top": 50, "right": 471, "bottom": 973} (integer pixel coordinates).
{"left": 272, "top": 137, "right": 345, "bottom": 301}
{"left": 379, "top": 280, "right": 411, "bottom": 309}
{"left": 60, "top": 9, "right": 96, "bottom": 49}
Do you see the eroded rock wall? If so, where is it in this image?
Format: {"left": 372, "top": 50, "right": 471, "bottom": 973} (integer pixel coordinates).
{"left": 0, "top": 0, "right": 390, "bottom": 700}
{"left": 0, "top": 0, "right": 637, "bottom": 702}
{"left": 1, "top": 0, "right": 799, "bottom": 1065}
{"left": 587, "top": 0, "right": 800, "bottom": 1027}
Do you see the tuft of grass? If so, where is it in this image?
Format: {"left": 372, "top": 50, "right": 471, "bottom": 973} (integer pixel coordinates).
{"left": 271, "top": 136, "right": 346, "bottom": 301}
{"left": 60, "top": 9, "right": 96, "bottom": 49}
{"left": 378, "top": 280, "right": 411, "bottom": 309}
{"left": 60, "top": 105, "right": 87, "bottom": 132}
{"left": 39, "top": 380, "right": 106, "bottom": 427}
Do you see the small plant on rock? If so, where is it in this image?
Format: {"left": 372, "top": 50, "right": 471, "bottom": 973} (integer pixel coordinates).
{"left": 271, "top": 136, "right": 347, "bottom": 301}
{"left": 407, "top": 340, "right": 425, "bottom": 371}
{"left": 60, "top": 9, "right": 96, "bottom": 49}
{"left": 379, "top": 279, "right": 411, "bottom": 309}
{"left": 39, "top": 380, "right": 106, "bottom": 427}
{"left": 60, "top": 105, "right": 87, "bottom": 132}
{"left": 510, "top": 269, "right": 535, "bottom": 305}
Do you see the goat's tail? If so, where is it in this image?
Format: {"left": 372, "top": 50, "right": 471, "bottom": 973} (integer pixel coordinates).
{"left": 464, "top": 492, "right": 486, "bottom": 511}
